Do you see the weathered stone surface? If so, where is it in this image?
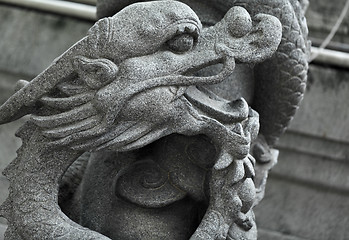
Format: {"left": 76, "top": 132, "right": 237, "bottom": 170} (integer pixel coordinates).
{"left": 273, "top": 146, "right": 349, "bottom": 193}
{"left": 0, "top": 119, "right": 26, "bottom": 172}
{"left": 0, "top": 0, "right": 312, "bottom": 239}
{"left": 0, "top": 118, "right": 27, "bottom": 227}
{"left": 0, "top": 72, "right": 32, "bottom": 105}
{"left": 255, "top": 175, "right": 349, "bottom": 240}
{"left": 0, "top": 6, "right": 94, "bottom": 237}
{"left": 288, "top": 65, "right": 349, "bottom": 142}
{"left": 258, "top": 228, "right": 310, "bottom": 240}
{"left": 278, "top": 130, "right": 349, "bottom": 162}
{"left": 0, "top": 223, "right": 6, "bottom": 240}
{"left": 0, "top": 5, "right": 91, "bottom": 76}
{"left": 0, "top": 1, "right": 290, "bottom": 239}
{"left": 254, "top": 66, "right": 349, "bottom": 238}
{"left": 306, "top": 0, "right": 349, "bottom": 43}
{"left": 0, "top": 177, "right": 9, "bottom": 226}
{"left": 254, "top": 103, "right": 349, "bottom": 240}
{"left": 255, "top": 62, "right": 349, "bottom": 239}
{"left": 0, "top": 6, "right": 92, "bottom": 233}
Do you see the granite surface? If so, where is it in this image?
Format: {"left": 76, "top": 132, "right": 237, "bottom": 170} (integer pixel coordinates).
{"left": 0, "top": 1, "right": 347, "bottom": 240}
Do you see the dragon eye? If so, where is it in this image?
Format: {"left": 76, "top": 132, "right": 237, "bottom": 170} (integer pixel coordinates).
{"left": 166, "top": 33, "right": 195, "bottom": 53}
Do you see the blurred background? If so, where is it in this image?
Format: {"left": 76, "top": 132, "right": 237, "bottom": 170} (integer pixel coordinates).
{"left": 0, "top": 0, "right": 348, "bottom": 239}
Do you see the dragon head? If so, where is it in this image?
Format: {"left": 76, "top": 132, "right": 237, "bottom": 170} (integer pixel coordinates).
{"left": 0, "top": 2, "right": 283, "bottom": 239}
{"left": 0, "top": 1, "right": 282, "bottom": 153}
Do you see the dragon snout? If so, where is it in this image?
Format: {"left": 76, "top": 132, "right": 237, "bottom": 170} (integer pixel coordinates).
{"left": 224, "top": 6, "right": 253, "bottom": 38}
{"left": 211, "top": 6, "right": 282, "bottom": 65}
{"left": 167, "top": 6, "right": 281, "bottom": 86}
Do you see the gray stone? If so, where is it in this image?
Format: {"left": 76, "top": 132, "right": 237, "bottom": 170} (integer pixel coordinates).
{"left": 255, "top": 175, "right": 349, "bottom": 240}
{"left": 254, "top": 65, "right": 349, "bottom": 239}
{"left": 306, "top": 0, "right": 349, "bottom": 43}
{"left": 0, "top": 5, "right": 91, "bottom": 77}
{"left": 0, "top": 119, "right": 26, "bottom": 172}
{"left": 258, "top": 228, "right": 310, "bottom": 240}
{"left": 0, "top": 72, "right": 32, "bottom": 105}
{"left": 0, "top": 117, "right": 26, "bottom": 226}
{"left": 0, "top": 0, "right": 310, "bottom": 239}
{"left": 0, "top": 223, "right": 7, "bottom": 240}
{"left": 277, "top": 130, "right": 349, "bottom": 162}
{"left": 289, "top": 64, "right": 349, "bottom": 142}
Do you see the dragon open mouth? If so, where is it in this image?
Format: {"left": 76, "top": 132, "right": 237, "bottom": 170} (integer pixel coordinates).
{"left": 177, "top": 59, "right": 251, "bottom": 126}
{"left": 94, "top": 58, "right": 253, "bottom": 154}
{"left": 184, "top": 85, "right": 249, "bottom": 124}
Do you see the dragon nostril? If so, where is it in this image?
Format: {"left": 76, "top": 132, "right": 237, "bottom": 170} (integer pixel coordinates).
{"left": 225, "top": 7, "right": 252, "bottom": 38}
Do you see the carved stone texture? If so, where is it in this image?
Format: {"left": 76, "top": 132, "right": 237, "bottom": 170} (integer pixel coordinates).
{"left": 0, "top": 0, "right": 309, "bottom": 239}
{"left": 97, "top": 0, "right": 311, "bottom": 204}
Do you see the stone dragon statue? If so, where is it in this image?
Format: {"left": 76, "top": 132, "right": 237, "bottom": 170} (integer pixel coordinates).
{"left": 0, "top": 0, "right": 309, "bottom": 239}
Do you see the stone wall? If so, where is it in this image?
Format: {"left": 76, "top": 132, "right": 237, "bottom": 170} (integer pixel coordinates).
{"left": 0, "top": 1, "right": 348, "bottom": 239}
{"left": 255, "top": 64, "right": 349, "bottom": 240}
{"left": 255, "top": 1, "right": 349, "bottom": 238}
{"left": 306, "top": 0, "right": 349, "bottom": 44}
